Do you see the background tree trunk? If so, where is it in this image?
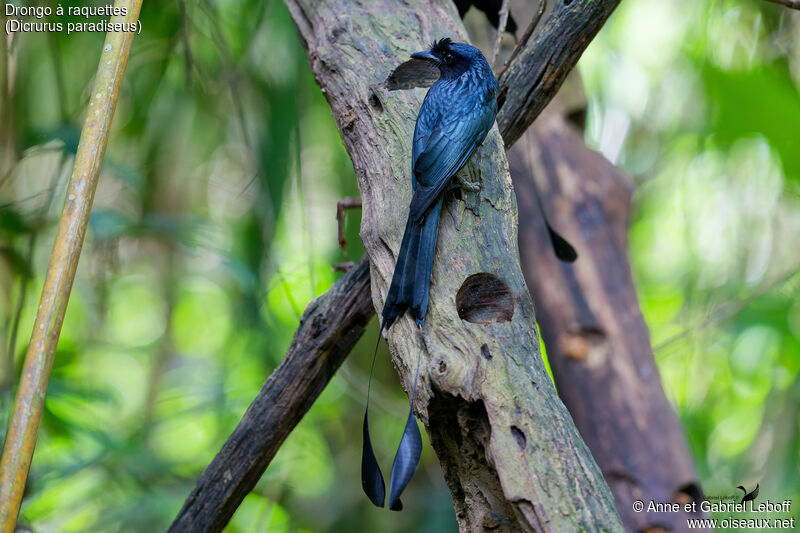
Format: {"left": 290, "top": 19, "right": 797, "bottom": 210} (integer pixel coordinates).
{"left": 284, "top": 1, "right": 622, "bottom": 530}
{"left": 508, "top": 110, "right": 706, "bottom": 532}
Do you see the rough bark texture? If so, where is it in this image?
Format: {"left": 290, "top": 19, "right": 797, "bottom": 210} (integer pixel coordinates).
{"left": 284, "top": 1, "right": 622, "bottom": 531}
{"left": 508, "top": 111, "right": 707, "bottom": 532}
{"left": 168, "top": 257, "right": 373, "bottom": 533}
{"left": 496, "top": 0, "right": 621, "bottom": 146}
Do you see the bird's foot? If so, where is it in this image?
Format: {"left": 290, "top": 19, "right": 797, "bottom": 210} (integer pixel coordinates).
{"left": 446, "top": 173, "right": 480, "bottom": 194}
{"left": 455, "top": 172, "right": 480, "bottom": 192}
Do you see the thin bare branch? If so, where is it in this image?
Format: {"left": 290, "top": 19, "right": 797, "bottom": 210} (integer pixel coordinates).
{"left": 499, "top": 0, "right": 545, "bottom": 79}
{"left": 497, "top": 0, "right": 621, "bottom": 146}
{"left": 336, "top": 196, "right": 362, "bottom": 249}
{"left": 0, "top": 3, "right": 144, "bottom": 528}
{"left": 490, "top": 0, "right": 509, "bottom": 70}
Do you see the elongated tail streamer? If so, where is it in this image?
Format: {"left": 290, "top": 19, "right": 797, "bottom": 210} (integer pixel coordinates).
{"left": 361, "top": 323, "right": 426, "bottom": 511}
{"left": 387, "top": 324, "right": 425, "bottom": 510}
{"left": 362, "top": 331, "right": 386, "bottom": 507}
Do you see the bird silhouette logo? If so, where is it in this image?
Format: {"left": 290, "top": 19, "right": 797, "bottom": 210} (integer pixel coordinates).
{"left": 737, "top": 484, "right": 759, "bottom": 503}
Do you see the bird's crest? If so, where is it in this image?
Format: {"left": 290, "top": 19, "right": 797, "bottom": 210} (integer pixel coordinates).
{"left": 429, "top": 37, "right": 453, "bottom": 54}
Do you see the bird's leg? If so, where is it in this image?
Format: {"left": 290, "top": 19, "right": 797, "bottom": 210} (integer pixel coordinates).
{"left": 447, "top": 164, "right": 481, "bottom": 216}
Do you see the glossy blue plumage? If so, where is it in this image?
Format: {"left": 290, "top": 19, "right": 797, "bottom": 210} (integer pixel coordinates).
{"left": 382, "top": 40, "right": 498, "bottom": 328}
{"left": 361, "top": 39, "right": 498, "bottom": 512}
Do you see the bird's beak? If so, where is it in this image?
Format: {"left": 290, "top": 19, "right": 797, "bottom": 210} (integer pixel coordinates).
{"left": 410, "top": 50, "right": 438, "bottom": 63}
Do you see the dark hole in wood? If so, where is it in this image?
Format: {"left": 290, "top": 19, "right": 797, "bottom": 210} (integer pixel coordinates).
{"left": 581, "top": 325, "right": 605, "bottom": 337}
{"left": 331, "top": 26, "right": 345, "bottom": 40}
{"left": 480, "top": 344, "right": 492, "bottom": 360}
{"left": 456, "top": 273, "right": 514, "bottom": 324}
{"left": 368, "top": 92, "right": 383, "bottom": 113}
{"left": 674, "top": 482, "right": 703, "bottom": 507}
{"left": 566, "top": 107, "right": 587, "bottom": 131}
{"left": 604, "top": 469, "right": 636, "bottom": 485}
{"left": 510, "top": 426, "right": 526, "bottom": 450}
{"left": 438, "top": 359, "right": 447, "bottom": 373}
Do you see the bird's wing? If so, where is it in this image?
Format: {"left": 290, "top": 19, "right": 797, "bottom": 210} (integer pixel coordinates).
{"left": 409, "top": 103, "right": 494, "bottom": 222}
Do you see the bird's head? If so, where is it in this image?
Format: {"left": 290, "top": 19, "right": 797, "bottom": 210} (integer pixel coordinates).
{"left": 410, "top": 38, "right": 486, "bottom": 79}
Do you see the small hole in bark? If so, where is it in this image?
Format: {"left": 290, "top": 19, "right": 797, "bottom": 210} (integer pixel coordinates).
{"left": 480, "top": 344, "right": 492, "bottom": 360}
{"left": 582, "top": 325, "right": 605, "bottom": 337}
{"left": 605, "top": 469, "right": 636, "bottom": 484}
{"left": 456, "top": 273, "right": 514, "bottom": 324}
{"left": 331, "top": 26, "right": 345, "bottom": 40}
{"left": 566, "top": 107, "right": 587, "bottom": 130}
{"left": 368, "top": 92, "right": 383, "bottom": 113}
{"left": 510, "top": 426, "right": 526, "bottom": 449}
{"left": 561, "top": 326, "right": 606, "bottom": 361}
{"left": 438, "top": 360, "right": 447, "bottom": 373}
{"left": 674, "top": 482, "right": 703, "bottom": 507}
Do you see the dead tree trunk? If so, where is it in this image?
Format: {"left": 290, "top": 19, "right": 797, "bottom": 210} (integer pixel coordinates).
{"left": 284, "top": 1, "right": 622, "bottom": 530}
{"left": 508, "top": 111, "right": 706, "bottom": 532}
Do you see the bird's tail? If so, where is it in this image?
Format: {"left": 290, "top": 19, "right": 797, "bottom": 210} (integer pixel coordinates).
{"left": 381, "top": 195, "right": 445, "bottom": 328}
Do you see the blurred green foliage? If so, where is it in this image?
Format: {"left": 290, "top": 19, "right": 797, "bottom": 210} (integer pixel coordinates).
{"left": 0, "top": 0, "right": 798, "bottom": 532}
{"left": 580, "top": 0, "right": 800, "bottom": 528}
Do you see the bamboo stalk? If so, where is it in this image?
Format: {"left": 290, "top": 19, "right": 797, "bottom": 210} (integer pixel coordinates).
{"left": 0, "top": 2, "right": 143, "bottom": 529}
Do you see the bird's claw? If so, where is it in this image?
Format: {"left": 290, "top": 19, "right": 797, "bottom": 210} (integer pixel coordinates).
{"left": 456, "top": 174, "right": 480, "bottom": 192}
{"left": 447, "top": 173, "right": 480, "bottom": 194}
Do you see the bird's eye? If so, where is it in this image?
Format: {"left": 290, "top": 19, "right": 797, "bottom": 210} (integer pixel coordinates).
{"left": 442, "top": 51, "right": 454, "bottom": 63}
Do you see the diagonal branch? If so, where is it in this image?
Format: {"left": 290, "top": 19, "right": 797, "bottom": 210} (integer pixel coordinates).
{"left": 496, "top": 0, "right": 621, "bottom": 146}
{"left": 489, "top": 0, "right": 509, "bottom": 70}
{"left": 168, "top": 257, "right": 374, "bottom": 532}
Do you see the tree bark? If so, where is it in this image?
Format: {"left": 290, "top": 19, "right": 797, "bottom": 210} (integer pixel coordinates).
{"left": 168, "top": 257, "right": 373, "bottom": 533}
{"left": 508, "top": 111, "right": 706, "bottom": 532}
{"left": 284, "top": 1, "right": 621, "bottom": 531}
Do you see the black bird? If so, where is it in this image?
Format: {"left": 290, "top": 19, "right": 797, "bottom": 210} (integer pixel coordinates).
{"left": 382, "top": 39, "right": 498, "bottom": 328}
{"left": 362, "top": 38, "right": 498, "bottom": 511}
{"left": 737, "top": 484, "right": 759, "bottom": 504}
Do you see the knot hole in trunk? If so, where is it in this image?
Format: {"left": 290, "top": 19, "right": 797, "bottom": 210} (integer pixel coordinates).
{"left": 456, "top": 273, "right": 514, "bottom": 324}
